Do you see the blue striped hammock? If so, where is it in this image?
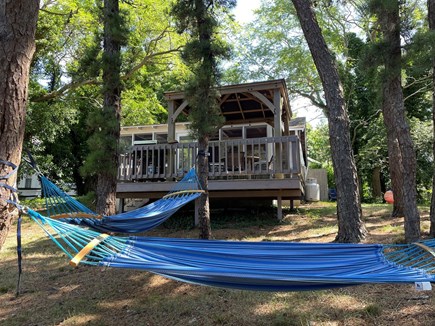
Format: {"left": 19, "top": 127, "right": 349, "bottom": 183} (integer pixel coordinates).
{"left": 26, "top": 208, "right": 435, "bottom": 292}
{"left": 39, "top": 168, "right": 203, "bottom": 233}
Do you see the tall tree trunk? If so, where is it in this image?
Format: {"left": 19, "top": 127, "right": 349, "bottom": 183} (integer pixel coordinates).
{"left": 428, "top": 0, "right": 435, "bottom": 237}
{"left": 386, "top": 138, "right": 405, "bottom": 216}
{"left": 172, "top": 0, "right": 230, "bottom": 239}
{"left": 377, "top": 1, "right": 420, "bottom": 242}
{"left": 291, "top": 0, "right": 366, "bottom": 243}
{"left": 371, "top": 167, "right": 382, "bottom": 199}
{"left": 0, "top": 0, "right": 39, "bottom": 249}
{"left": 197, "top": 138, "right": 211, "bottom": 239}
{"left": 96, "top": 0, "right": 122, "bottom": 215}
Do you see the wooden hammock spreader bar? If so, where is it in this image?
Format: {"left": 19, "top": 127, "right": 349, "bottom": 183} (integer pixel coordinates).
{"left": 413, "top": 242, "right": 435, "bottom": 259}
{"left": 70, "top": 234, "right": 110, "bottom": 267}
{"left": 163, "top": 189, "right": 205, "bottom": 199}
{"left": 51, "top": 212, "right": 102, "bottom": 219}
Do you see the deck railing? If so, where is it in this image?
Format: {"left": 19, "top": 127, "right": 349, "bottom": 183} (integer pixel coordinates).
{"left": 118, "top": 136, "right": 305, "bottom": 181}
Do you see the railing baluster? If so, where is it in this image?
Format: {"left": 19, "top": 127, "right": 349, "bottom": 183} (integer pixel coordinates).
{"left": 118, "top": 135, "right": 304, "bottom": 182}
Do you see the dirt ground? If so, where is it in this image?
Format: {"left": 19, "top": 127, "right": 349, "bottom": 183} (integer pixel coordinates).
{"left": 0, "top": 203, "right": 434, "bottom": 326}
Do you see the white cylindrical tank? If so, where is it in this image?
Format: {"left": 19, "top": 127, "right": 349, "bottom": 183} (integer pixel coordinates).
{"left": 305, "top": 178, "right": 320, "bottom": 202}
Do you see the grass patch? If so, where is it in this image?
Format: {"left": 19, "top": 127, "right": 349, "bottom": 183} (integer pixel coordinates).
{"left": 379, "top": 224, "right": 403, "bottom": 234}
{"left": 364, "top": 303, "right": 382, "bottom": 317}
{"left": 294, "top": 202, "right": 337, "bottom": 220}
{"left": 162, "top": 206, "right": 281, "bottom": 231}
{"left": 20, "top": 197, "right": 45, "bottom": 210}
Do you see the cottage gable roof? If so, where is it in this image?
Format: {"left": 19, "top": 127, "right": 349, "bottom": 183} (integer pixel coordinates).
{"left": 164, "top": 79, "right": 292, "bottom": 126}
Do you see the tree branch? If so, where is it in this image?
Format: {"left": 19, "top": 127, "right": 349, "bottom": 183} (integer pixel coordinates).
{"left": 31, "top": 79, "right": 98, "bottom": 102}
{"left": 403, "top": 85, "right": 432, "bottom": 102}
{"left": 290, "top": 88, "right": 328, "bottom": 111}
{"left": 30, "top": 47, "right": 183, "bottom": 103}
{"left": 40, "top": 8, "right": 78, "bottom": 17}
{"left": 403, "top": 74, "right": 432, "bottom": 89}
{"left": 122, "top": 47, "right": 183, "bottom": 81}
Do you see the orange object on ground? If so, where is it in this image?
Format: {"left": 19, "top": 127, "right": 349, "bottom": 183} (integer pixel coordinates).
{"left": 384, "top": 190, "right": 394, "bottom": 204}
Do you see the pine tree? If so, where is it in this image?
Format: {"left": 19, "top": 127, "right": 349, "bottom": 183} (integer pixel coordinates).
{"left": 428, "top": 0, "right": 435, "bottom": 237}
{"left": 82, "top": 0, "right": 127, "bottom": 215}
{"left": 291, "top": 0, "right": 366, "bottom": 242}
{"left": 171, "top": 0, "right": 235, "bottom": 239}
{"left": 370, "top": 0, "right": 420, "bottom": 242}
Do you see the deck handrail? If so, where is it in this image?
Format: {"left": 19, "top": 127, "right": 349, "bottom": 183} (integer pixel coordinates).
{"left": 118, "top": 135, "right": 304, "bottom": 181}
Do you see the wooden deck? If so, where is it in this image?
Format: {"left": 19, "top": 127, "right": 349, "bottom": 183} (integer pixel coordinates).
{"left": 117, "top": 136, "right": 306, "bottom": 204}
{"left": 117, "top": 178, "right": 303, "bottom": 199}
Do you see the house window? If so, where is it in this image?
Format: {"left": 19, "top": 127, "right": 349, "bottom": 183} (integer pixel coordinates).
{"left": 246, "top": 126, "right": 267, "bottom": 138}
{"left": 179, "top": 135, "right": 193, "bottom": 143}
{"left": 134, "top": 134, "right": 155, "bottom": 145}
{"left": 134, "top": 133, "right": 152, "bottom": 141}
{"left": 155, "top": 133, "right": 168, "bottom": 144}
{"left": 25, "top": 177, "right": 32, "bottom": 189}
{"left": 221, "top": 127, "right": 243, "bottom": 140}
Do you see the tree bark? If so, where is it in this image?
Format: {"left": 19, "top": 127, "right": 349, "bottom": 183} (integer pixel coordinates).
{"left": 171, "top": 0, "right": 225, "bottom": 239}
{"left": 377, "top": 1, "right": 420, "bottom": 242}
{"left": 386, "top": 137, "right": 405, "bottom": 216}
{"left": 428, "top": 0, "right": 435, "bottom": 237}
{"left": 197, "top": 138, "right": 212, "bottom": 239}
{"left": 371, "top": 167, "right": 382, "bottom": 199}
{"left": 291, "top": 0, "right": 366, "bottom": 243}
{"left": 95, "top": 0, "right": 122, "bottom": 215}
{"left": 0, "top": 0, "right": 39, "bottom": 249}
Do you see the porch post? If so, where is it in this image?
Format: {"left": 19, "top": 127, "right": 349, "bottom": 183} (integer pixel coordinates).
{"left": 277, "top": 195, "right": 283, "bottom": 220}
{"left": 283, "top": 102, "right": 291, "bottom": 136}
{"left": 168, "top": 100, "right": 176, "bottom": 176}
{"left": 120, "top": 198, "right": 125, "bottom": 213}
{"left": 273, "top": 89, "right": 282, "bottom": 137}
{"left": 167, "top": 100, "right": 176, "bottom": 143}
{"left": 274, "top": 89, "right": 283, "bottom": 175}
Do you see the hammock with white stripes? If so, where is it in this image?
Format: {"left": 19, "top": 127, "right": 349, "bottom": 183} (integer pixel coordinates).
{"left": 26, "top": 208, "right": 435, "bottom": 292}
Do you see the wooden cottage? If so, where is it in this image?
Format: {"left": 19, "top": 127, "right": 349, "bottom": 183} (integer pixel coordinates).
{"left": 117, "top": 79, "right": 307, "bottom": 219}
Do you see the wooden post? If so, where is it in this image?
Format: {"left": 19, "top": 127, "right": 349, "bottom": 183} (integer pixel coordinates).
{"left": 273, "top": 89, "right": 282, "bottom": 137}
{"left": 277, "top": 196, "right": 283, "bottom": 220}
{"left": 274, "top": 89, "right": 282, "bottom": 175}
{"left": 120, "top": 198, "right": 125, "bottom": 213}
{"left": 167, "top": 100, "right": 176, "bottom": 177}
{"left": 167, "top": 100, "right": 176, "bottom": 143}
{"left": 194, "top": 197, "right": 200, "bottom": 226}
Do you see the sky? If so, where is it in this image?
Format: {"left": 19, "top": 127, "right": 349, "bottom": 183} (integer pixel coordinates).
{"left": 231, "top": 0, "right": 327, "bottom": 127}
{"left": 232, "top": 0, "right": 261, "bottom": 24}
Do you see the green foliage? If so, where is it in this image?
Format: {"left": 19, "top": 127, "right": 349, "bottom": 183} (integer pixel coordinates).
{"left": 223, "top": 0, "right": 356, "bottom": 109}
{"left": 171, "top": 0, "right": 235, "bottom": 139}
{"left": 122, "top": 84, "right": 167, "bottom": 125}
{"left": 80, "top": 0, "right": 126, "bottom": 188}
{"left": 81, "top": 106, "right": 121, "bottom": 178}
{"left": 27, "top": 0, "right": 435, "bottom": 209}
{"left": 306, "top": 123, "right": 335, "bottom": 187}
{"left": 28, "top": 0, "right": 189, "bottom": 190}
{"left": 75, "top": 192, "right": 97, "bottom": 211}
{"left": 20, "top": 197, "right": 46, "bottom": 210}
{"left": 409, "top": 118, "right": 434, "bottom": 203}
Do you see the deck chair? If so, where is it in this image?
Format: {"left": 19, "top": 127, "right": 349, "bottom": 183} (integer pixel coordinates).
{"left": 226, "top": 150, "right": 245, "bottom": 171}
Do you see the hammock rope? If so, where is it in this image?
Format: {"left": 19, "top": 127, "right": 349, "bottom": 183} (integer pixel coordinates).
{"left": 0, "top": 159, "right": 24, "bottom": 296}
{"left": 24, "top": 208, "right": 435, "bottom": 292}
